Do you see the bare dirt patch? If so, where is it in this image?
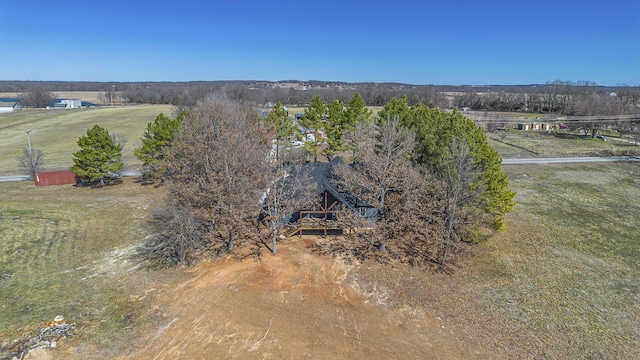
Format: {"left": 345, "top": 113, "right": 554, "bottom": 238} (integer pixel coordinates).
{"left": 121, "top": 239, "right": 482, "bottom": 359}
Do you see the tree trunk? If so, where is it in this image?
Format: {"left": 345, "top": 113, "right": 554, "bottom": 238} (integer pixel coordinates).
{"left": 378, "top": 241, "right": 386, "bottom": 251}
{"left": 378, "top": 191, "right": 386, "bottom": 251}
{"left": 440, "top": 218, "right": 453, "bottom": 267}
{"left": 272, "top": 231, "right": 277, "bottom": 255}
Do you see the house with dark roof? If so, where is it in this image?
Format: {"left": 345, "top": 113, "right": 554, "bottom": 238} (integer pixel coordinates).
{"left": 284, "top": 157, "right": 378, "bottom": 237}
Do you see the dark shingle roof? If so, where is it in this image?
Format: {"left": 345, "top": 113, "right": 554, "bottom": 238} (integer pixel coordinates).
{"left": 303, "top": 157, "right": 373, "bottom": 210}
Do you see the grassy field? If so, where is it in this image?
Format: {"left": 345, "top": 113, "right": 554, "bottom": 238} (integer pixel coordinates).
{"left": 415, "top": 161, "right": 640, "bottom": 358}
{"left": 1, "top": 106, "right": 639, "bottom": 358}
{"left": 0, "top": 105, "right": 174, "bottom": 175}
{"left": 0, "top": 178, "right": 191, "bottom": 358}
{"left": 487, "top": 130, "right": 640, "bottom": 158}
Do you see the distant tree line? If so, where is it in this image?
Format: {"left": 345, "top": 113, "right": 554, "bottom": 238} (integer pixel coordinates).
{"left": 455, "top": 80, "right": 640, "bottom": 115}
{"left": 4, "top": 80, "right": 638, "bottom": 115}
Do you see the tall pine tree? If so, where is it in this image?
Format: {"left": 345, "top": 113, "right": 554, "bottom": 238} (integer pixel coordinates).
{"left": 300, "top": 95, "right": 327, "bottom": 162}
{"left": 71, "top": 125, "right": 123, "bottom": 186}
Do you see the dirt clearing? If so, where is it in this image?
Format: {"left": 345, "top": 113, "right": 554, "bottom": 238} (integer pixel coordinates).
{"left": 122, "top": 240, "right": 482, "bottom": 359}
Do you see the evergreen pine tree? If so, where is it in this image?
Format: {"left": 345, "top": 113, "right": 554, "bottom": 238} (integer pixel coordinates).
{"left": 71, "top": 125, "right": 123, "bottom": 186}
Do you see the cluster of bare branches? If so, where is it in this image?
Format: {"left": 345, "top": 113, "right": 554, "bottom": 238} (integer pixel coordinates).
{"left": 17, "top": 87, "right": 54, "bottom": 108}
{"left": 138, "top": 95, "right": 501, "bottom": 269}
{"left": 16, "top": 148, "right": 46, "bottom": 178}
{"left": 261, "top": 165, "right": 316, "bottom": 255}
{"left": 140, "top": 94, "right": 273, "bottom": 265}
{"left": 330, "top": 119, "right": 482, "bottom": 268}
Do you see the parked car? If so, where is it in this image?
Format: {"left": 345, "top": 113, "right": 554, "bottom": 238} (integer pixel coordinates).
{"left": 596, "top": 134, "right": 606, "bottom": 141}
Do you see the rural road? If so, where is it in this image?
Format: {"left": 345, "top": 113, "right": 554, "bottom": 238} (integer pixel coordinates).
{"left": 501, "top": 156, "right": 640, "bottom": 165}
{"left": 0, "top": 170, "right": 142, "bottom": 183}
{"left": 0, "top": 175, "right": 31, "bottom": 182}
{"left": 1, "top": 158, "right": 639, "bottom": 183}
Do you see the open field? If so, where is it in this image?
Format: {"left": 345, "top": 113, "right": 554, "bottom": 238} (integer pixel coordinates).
{"left": 0, "top": 178, "right": 193, "bottom": 358}
{"left": 2, "top": 161, "right": 639, "bottom": 358}
{"left": 381, "top": 161, "right": 640, "bottom": 358}
{"left": 487, "top": 130, "right": 640, "bottom": 158}
{"left": 2, "top": 106, "right": 639, "bottom": 358}
{"left": 0, "top": 105, "right": 174, "bottom": 175}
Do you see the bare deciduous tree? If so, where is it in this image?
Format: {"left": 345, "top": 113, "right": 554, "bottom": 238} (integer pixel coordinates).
{"left": 140, "top": 202, "right": 204, "bottom": 267}
{"left": 333, "top": 118, "right": 416, "bottom": 252}
{"left": 261, "top": 165, "right": 315, "bottom": 255}
{"left": 18, "top": 87, "right": 54, "bottom": 108}
{"left": 438, "top": 139, "right": 483, "bottom": 267}
{"left": 16, "top": 148, "right": 46, "bottom": 178}
{"left": 160, "top": 93, "right": 272, "bottom": 259}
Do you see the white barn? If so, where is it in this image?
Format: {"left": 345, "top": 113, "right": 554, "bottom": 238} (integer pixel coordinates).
{"left": 0, "top": 101, "right": 21, "bottom": 112}
{"left": 53, "top": 99, "right": 82, "bottom": 109}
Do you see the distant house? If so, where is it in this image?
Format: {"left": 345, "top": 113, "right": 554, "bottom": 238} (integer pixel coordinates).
{"left": 53, "top": 99, "right": 82, "bottom": 109}
{"left": 283, "top": 157, "right": 378, "bottom": 238}
{"left": 301, "top": 129, "right": 324, "bottom": 142}
{"left": 262, "top": 102, "right": 289, "bottom": 116}
{"left": 518, "top": 122, "right": 551, "bottom": 131}
{"left": 0, "top": 101, "right": 21, "bottom": 112}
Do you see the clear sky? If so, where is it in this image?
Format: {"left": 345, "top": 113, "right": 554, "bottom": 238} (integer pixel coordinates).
{"left": 1, "top": 0, "right": 639, "bottom": 85}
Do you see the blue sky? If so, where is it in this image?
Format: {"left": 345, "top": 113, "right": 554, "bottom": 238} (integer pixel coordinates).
{"left": 1, "top": 0, "right": 639, "bottom": 85}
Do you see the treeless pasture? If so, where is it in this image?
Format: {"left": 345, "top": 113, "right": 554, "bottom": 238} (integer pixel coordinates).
{"left": 0, "top": 104, "right": 174, "bottom": 175}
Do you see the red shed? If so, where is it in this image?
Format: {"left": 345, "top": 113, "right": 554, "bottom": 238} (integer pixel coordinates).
{"left": 34, "top": 170, "right": 78, "bottom": 186}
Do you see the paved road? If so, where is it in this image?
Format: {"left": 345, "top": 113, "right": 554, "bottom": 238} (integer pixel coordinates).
{"left": 1, "top": 158, "right": 638, "bottom": 182}
{"left": 0, "top": 171, "right": 143, "bottom": 183}
{"left": 501, "top": 156, "right": 639, "bottom": 165}
{"left": 0, "top": 175, "right": 31, "bottom": 182}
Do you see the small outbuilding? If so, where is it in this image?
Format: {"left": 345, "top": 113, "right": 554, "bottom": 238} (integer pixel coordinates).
{"left": 0, "top": 101, "right": 21, "bottom": 112}
{"left": 518, "top": 122, "right": 551, "bottom": 131}
{"left": 34, "top": 170, "right": 78, "bottom": 186}
{"left": 53, "top": 99, "right": 82, "bottom": 109}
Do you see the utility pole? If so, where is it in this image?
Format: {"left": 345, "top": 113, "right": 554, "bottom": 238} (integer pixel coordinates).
{"left": 26, "top": 130, "right": 35, "bottom": 176}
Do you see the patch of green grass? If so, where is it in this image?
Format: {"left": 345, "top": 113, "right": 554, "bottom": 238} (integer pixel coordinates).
{"left": 397, "top": 162, "right": 639, "bottom": 358}
{"left": 0, "top": 105, "right": 175, "bottom": 175}
{"left": 0, "top": 179, "right": 191, "bottom": 358}
{"left": 0, "top": 209, "right": 36, "bottom": 217}
{"left": 456, "top": 163, "right": 640, "bottom": 357}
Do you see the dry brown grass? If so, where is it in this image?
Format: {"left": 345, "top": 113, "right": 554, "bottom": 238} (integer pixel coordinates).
{"left": 369, "top": 162, "right": 640, "bottom": 358}
{"left": 488, "top": 130, "right": 640, "bottom": 158}
{"left": 0, "top": 91, "right": 103, "bottom": 104}
{"left": 3, "top": 162, "right": 639, "bottom": 359}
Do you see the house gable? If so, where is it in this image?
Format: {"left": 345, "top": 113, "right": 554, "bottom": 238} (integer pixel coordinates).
{"left": 284, "top": 157, "right": 378, "bottom": 237}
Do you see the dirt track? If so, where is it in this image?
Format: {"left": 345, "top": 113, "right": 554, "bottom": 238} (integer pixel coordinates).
{"left": 122, "top": 239, "right": 480, "bottom": 359}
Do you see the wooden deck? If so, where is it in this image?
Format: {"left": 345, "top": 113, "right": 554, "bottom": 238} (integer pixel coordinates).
{"left": 284, "top": 214, "right": 342, "bottom": 238}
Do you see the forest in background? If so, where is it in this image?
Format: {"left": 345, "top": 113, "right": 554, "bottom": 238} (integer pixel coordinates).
{"left": 2, "top": 80, "right": 639, "bottom": 115}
